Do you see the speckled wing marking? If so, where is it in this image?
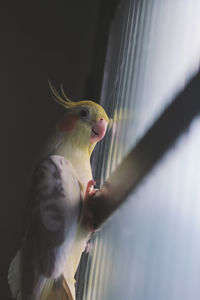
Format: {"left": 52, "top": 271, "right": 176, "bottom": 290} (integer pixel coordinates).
{"left": 8, "top": 155, "right": 82, "bottom": 300}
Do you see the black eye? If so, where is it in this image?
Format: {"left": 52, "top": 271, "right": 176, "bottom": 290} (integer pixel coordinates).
{"left": 80, "top": 109, "right": 89, "bottom": 119}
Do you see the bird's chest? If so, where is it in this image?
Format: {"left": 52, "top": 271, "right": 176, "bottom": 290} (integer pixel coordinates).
{"left": 54, "top": 143, "right": 93, "bottom": 193}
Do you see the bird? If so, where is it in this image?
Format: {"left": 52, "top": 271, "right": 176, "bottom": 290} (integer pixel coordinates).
{"left": 8, "top": 84, "right": 110, "bottom": 300}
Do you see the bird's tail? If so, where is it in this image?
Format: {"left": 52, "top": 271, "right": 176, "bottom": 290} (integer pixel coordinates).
{"left": 17, "top": 276, "right": 73, "bottom": 300}
{"left": 40, "top": 276, "right": 73, "bottom": 300}
{"left": 8, "top": 251, "right": 73, "bottom": 300}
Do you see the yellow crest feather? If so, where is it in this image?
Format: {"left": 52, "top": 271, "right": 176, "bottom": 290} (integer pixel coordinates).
{"left": 48, "top": 80, "right": 110, "bottom": 124}
{"left": 48, "top": 80, "right": 77, "bottom": 109}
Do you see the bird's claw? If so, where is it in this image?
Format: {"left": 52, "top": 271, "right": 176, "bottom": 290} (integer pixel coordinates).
{"left": 83, "top": 180, "right": 99, "bottom": 232}
{"left": 85, "top": 179, "right": 97, "bottom": 199}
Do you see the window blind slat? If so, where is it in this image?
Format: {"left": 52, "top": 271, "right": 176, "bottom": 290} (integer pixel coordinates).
{"left": 81, "top": 1, "right": 200, "bottom": 299}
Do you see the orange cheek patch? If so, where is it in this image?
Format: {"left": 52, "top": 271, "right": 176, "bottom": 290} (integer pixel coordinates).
{"left": 58, "top": 114, "right": 78, "bottom": 132}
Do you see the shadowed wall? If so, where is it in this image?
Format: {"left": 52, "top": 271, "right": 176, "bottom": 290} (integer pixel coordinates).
{"left": 0, "top": 0, "right": 109, "bottom": 298}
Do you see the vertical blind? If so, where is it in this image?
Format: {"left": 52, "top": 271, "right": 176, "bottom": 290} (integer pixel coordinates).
{"left": 80, "top": 0, "right": 200, "bottom": 299}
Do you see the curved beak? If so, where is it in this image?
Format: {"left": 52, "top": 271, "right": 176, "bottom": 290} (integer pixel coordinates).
{"left": 91, "top": 118, "right": 108, "bottom": 142}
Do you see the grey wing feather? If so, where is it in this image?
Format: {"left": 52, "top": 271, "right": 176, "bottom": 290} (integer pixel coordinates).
{"left": 8, "top": 155, "right": 82, "bottom": 300}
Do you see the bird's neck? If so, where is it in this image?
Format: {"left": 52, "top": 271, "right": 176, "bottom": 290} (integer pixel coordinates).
{"left": 55, "top": 141, "right": 93, "bottom": 192}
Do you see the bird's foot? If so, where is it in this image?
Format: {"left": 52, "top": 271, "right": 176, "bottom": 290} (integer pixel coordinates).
{"left": 83, "top": 180, "right": 99, "bottom": 232}
{"left": 85, "top": 179, "right": 98, "bottom": 198}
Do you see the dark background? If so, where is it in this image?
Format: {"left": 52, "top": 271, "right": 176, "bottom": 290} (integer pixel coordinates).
{"left": 0, "top": 1, "right": 117, "bottom": 298}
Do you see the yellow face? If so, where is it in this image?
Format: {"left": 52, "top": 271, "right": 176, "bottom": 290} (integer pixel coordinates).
{"left": 57, "top": 100, "right": 110, "bottom": 155}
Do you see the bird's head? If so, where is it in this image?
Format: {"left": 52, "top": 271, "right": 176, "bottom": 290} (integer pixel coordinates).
{"left": 50, "top": 84, "right": 110, "bottom": 156}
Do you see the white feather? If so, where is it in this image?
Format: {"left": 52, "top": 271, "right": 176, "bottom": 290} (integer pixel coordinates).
{"left": 8, "top": 251, "right": 21, "bottom": 298}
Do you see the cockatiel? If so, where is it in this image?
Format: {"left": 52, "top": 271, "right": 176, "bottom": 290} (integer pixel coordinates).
{"left": 8, "top": 85, "right": 109, "bottom": 300}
